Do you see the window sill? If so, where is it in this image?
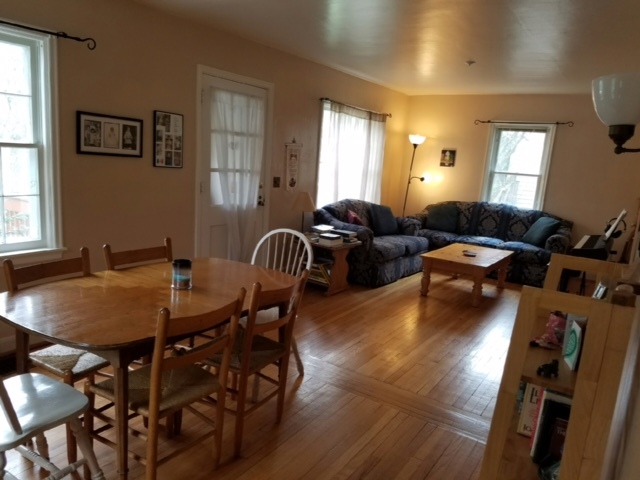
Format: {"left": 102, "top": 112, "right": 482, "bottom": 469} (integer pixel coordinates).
{"left": 0, "top": 248, "right": 66, "bottom": 266}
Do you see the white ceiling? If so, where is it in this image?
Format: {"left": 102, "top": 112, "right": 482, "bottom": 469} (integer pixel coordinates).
{"left": 133, "top": 0, "right": 640, "bottom": 96}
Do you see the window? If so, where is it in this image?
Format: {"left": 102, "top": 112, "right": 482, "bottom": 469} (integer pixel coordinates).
{"left": 316, "top": 99, "right": 386, "bottom": 208}
{"left": 481, "top": 123, "right": 556, "bottom": 210}
{"left": 0, "top": 26, "right": 59, "bottom": 256}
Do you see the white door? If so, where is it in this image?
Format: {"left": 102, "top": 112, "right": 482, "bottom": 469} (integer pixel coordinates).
{"left": 196, "top": 68, "right": 272, "bottom": 261}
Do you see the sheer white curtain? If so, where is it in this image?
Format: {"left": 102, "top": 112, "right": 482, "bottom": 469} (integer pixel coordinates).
{"left": 316, "top": 99, "right": 387, "bottom": 208}
{"left": 211, "top": 88, "right": 264, "bottom": 261}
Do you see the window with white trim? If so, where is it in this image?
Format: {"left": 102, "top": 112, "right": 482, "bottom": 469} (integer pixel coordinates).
{"left": 481, "top": 123, "right": 556, "bottom": 210}
{"left": 0, "top": 26, "right": 59, "bottom": 255}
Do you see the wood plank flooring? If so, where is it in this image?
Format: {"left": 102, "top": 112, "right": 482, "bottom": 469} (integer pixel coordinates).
{"left": 4, "top": 270, "right": 523, "bottom": 479}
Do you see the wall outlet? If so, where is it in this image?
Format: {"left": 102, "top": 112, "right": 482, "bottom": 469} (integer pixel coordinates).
{"left": 273, "top": 176, "right": 280, "bottom": 188}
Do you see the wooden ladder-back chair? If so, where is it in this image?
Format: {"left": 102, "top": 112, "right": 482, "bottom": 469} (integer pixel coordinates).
{"left": 251, "top": 228, "right": 313, "bottom": 377}
{"left": 103, "top": 237, "right": 173, "bottom": 270}
{"left": 204, "top": 269, "right": 309, "bottom": 458}
{"left": 0, "top": 373, "right": 106, "bottom": 479}
{"left": 2, "top": 247, "right": 111, "bottom": 465}
{"left": 84, "top": 288, "right": 245, "bottom": 480}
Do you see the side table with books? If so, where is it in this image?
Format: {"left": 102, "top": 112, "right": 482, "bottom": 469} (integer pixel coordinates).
{"left": 307, "top": 226, "right": 361, "bottom": 295}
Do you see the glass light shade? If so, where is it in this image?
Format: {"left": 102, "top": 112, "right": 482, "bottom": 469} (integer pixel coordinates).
{"left": 592, "top": 73, "right": 640, "bottom": 126}
{"left": 408, "top": 134, "right": 426, "bottom": 145}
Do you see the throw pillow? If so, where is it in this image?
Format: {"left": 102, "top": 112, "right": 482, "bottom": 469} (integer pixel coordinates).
{"left": 425, "top": 203, "right": 459, "bottom": 232}
{"left": 522, "top": 217, "right": 560, "bottom": 247}
{"left": 369, "top": 204, "right": 398, "bottom": 236}
{"left": 347, "top": 209, "right": 364, "bottom": 225}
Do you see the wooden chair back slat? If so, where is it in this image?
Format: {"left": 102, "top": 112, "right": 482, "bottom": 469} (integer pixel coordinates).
{"left": 3, "top": 247, "right": 91, "bottom": 291}
{"left": 104, "top": 238, "right": 172, "bottom": 270}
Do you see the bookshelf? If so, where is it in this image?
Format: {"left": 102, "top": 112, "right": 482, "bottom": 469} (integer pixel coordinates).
{"left": 479, "top": 283, "right": 639, "bottom": 479}
{"left": 308, "top": 241, "right": 361, "bottom": 296}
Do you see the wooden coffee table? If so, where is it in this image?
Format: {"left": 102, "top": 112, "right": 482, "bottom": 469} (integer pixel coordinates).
{"left": 420, "top": 243, "right": 514, "bottom": 307}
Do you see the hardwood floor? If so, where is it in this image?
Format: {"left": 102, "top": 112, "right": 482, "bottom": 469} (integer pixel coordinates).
{"left": 4, "top": 271, "right": 523, "bottom": 479}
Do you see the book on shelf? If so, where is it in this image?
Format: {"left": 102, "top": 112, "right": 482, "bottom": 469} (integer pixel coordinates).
{"left": 517, "top": 382, "right": 542, "bottom": 437}
{"left": 530, "top": 390, "right": 572, "bottom": 465}
{"left": 318, "top": 233, "right": 342, "bottom": 246}
{"left": 563, "top": 315, "right": 586, "bottom": 371}
{"left": 311, "top": 224, "right": 335, "bottom": 233}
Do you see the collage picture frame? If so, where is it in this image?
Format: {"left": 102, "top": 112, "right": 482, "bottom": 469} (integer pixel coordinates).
{"left": 154, "top": 110, "right": 184, "bottom": 168}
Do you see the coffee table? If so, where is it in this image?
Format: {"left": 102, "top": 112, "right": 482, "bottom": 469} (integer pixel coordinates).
{"left": 420, "top": 243, "right": 514, "bottom": 306}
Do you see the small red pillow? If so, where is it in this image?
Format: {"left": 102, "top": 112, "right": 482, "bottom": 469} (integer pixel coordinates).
{"left": 347, "top": 209, "right": 364, "bottom": 225}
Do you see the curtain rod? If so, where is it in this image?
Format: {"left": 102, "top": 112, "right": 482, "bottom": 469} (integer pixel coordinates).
{"left": 0, "top": 19, "right": 96, "bottom": 50}
{"left": 475, "top": 119, "right": 574, "bottom": 127}
{"left": 320, "top": 97, "right": 392, "bottom": 118}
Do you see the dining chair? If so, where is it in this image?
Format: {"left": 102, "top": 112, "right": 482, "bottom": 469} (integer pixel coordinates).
{"left": 2, "top": 247, "right": 111, "bottom": 465}
{"left": 103, "top": 237, "right": 173, "bottom": 270}
{"left": 0, "top": 372, "right": 106, "bottom": 479}
{"left": 204, "top": 269, "right": 309, "bottom": 458}
{"left": 84, "top": 287, "right": 245, "bottom": 480}
{"left": 251, "top": 228, "right": 313, "bottom": 377}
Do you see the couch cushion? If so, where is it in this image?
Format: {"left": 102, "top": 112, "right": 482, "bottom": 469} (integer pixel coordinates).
{"left": 417, "top": 229, "right": 460, "bottom": 250}
{"left": 456, "top": 236, "right": 505, "bottom": 249}
{"left": 370, "top": 236, "right": 408, "bottom": 262}
{"left": 522, "top": 217, "right": 560, "bottom": 247}
{"left": 498, "top": 241, "right": 552, "bottom": 266}
{"left": 426, "top": 203, "right": 458, "bottom": 232}
{"left": 370, "top": 204, "right": 398, "bottom": 236}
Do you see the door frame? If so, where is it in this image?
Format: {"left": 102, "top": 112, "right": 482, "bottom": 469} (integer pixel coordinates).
{"left": 194, "top": 64, "right": 275, "bottom": 257}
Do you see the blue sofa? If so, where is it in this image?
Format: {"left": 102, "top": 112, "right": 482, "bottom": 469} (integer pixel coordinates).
{"left": 411, "top": 201, "right": 573, "bottom": 287}
{"left": 314, "top": 199, "right": 429, "bottom": 287}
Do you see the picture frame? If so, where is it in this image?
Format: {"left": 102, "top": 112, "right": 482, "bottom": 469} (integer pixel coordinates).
{"left": 440, "top": 148, "right": 456, "bottom": 167}
{"left": 77, "top": 111, "right": 143, "bottom": 157}
{"left": 153, "top": 110, "right": 184, "bottom": 168}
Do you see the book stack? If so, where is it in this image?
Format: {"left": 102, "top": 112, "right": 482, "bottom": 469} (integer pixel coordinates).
{"left": 332, "top": 229, "right": 358, "bottom": 243}
{"left": 318, "top": 233, "right": 342, "bottom": 246}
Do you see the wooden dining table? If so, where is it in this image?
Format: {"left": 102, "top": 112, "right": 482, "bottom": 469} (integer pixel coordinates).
{"left": 0, "top": 257, "right": 297, "bottom": 479}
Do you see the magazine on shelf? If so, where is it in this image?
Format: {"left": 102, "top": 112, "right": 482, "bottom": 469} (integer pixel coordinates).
{"left": 311, "top": 224, "right": 335, "bottom": 233}
{"left": 517, "top": 382, "right": 542, "bottom": 437}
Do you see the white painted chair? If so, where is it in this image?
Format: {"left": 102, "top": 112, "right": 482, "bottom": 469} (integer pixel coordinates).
{"left": 0, "top": 373, "right": 105, "bottom": 480}
{"left": 251, "top": 228, "right": 313, "bottom": 377}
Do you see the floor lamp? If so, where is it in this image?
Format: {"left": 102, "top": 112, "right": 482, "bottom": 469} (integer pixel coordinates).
{"left": 293, "top": 191, "right": 316, "bottom": 232}
{"left": 402, "top": 134, "right": 426, "bottom": 216}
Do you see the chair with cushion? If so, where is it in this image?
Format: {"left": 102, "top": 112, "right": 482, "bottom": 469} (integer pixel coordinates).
{"left": 103, "top": 237, "right": 173, "bottom": 270}
{"left": 0, "top": 372, "right": 106, "bottom": 479}
{"left": 251, "top": 228, "right": 312, "bottom": 376}
{"left": 84, "top": 288, "right": 245, "bottom": 479}
{"left": 2, "top": 247, "right": 111, "bottom": 465}
{"left": 204, "top": 270, "right": 309, "bottom": 458}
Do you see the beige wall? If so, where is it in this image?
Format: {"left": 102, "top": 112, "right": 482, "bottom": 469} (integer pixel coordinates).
{"left": 406, "top": 95, "right": 640, "bottom": 243}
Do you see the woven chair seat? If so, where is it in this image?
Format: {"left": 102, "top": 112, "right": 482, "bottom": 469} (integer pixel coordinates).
{"left": 30, "top": 345, "right": 110, "bottom": 376}
{"left": 207, "top": 326, "right": 287, "bottom": 374}
{"left": 89, "top": 364, "right": 220, "bottom": 417}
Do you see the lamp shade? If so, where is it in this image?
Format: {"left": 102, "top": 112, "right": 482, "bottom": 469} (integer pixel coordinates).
{"left": 408, "top": 134, "right": 426, "bottom": 146}
{"left": 592, "top": 73, "right": 640, "bottom": 126}
{"left": 292, "top": 191, "right": 316, "bottom": 212}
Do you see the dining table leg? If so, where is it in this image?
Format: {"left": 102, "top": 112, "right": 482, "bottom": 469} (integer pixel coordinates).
{"left": 15, "top": 330, "right": 29, "bottom": 373}
{"left": 113, "top": 363, "right": 130, "bottom": 480}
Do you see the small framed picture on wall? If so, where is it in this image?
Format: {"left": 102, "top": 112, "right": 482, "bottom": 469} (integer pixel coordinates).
{"left": 440, "top": 149, "right": 456, "bottom": 167}
{"left": 154, "top": 110, "right": 184, "bottom": 168}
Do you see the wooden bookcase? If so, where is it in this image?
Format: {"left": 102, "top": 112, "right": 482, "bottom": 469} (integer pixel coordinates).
{"left": 479, "top": 282, "right": 639, "bottom": 479}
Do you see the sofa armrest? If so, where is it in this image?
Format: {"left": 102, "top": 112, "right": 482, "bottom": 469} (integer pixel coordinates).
{"left": 313, "top": 209, "right": 374, "bottom": 248}
{"left": 545, "top": 226, "right": 572, "bottom": 253}
{"left": 410, "top": 210, "right": 429, "bottom": 228}
{"left": 398, "top": 216, "right": 421, "bottom": 235}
